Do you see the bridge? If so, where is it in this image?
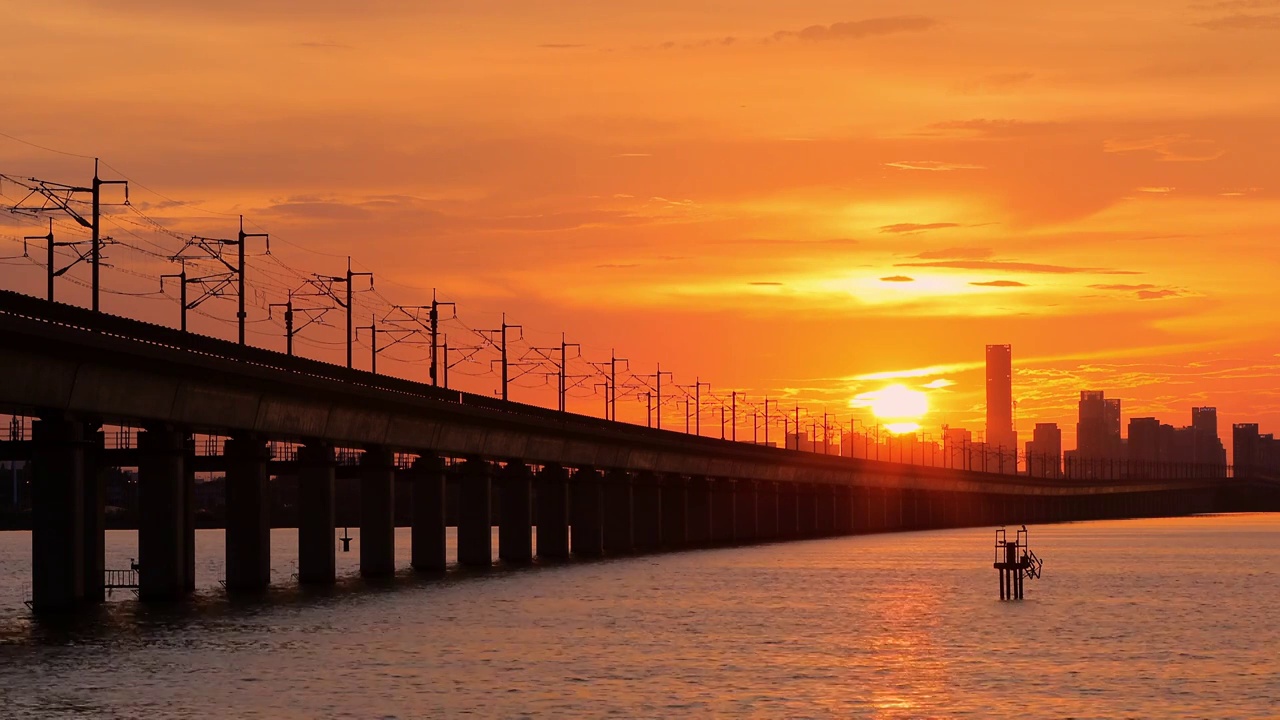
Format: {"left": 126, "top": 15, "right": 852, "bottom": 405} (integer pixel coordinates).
{"left": 0, "top": 289, "right": 1274, "bottom": 612}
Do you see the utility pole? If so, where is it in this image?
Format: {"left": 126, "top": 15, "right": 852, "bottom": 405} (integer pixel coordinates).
{"left": 160, "top": 266, "right": 190, "bottom": 332}
{"left": 731, "top": 392, "right": 740, "bottom": 442}
{"left": 654, "top": 364, "right": 673, "bottom": 430}
{"left": 429, "top": 291, "right": 455, "bottom": 387}
{"left": 823, "top": 410, "right": 829, "bottom": 455}
{"left": 480, "top": 314, "right": 522, "bottom": 402}
{"left": 685, "top": 379, "right": 710, "bottom": 435}
{"left": 611, "top": 350, "right": 627, "bottom": 421}
{"left": 23, "top": 220, "right": 54, "bottom": 301}
{"left": 314, "top": 257, "right": 373, "bottom": 369}
{"left": 4, "top": 158, "right": 128, "bottom": 311}
{"left": 794, "top": 405, "right": 802, "bottom": 450}
{"left": 763, "top": 398, "right": 778, "bottom": 447}
{"left": 355, "top": 314, "right": 378, "bottom": 374}
{"left": 559, "top": 334, "right": 581, "bottom": 412}
{"left": 267, "top": 297, "right": 294, "bottom": 355}
{"left": 233, "top": 216, "right": 269, "bottom": 345}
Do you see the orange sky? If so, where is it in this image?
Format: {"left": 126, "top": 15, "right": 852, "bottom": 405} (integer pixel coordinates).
{"left": 2, "top": 1, "right": 1278, "bottom": 452}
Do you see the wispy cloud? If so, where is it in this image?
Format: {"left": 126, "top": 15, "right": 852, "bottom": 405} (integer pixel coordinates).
{"left": 971, "top": 280, "right": 1027, "bottom": 287}
{"left": 912, "top": 247, "right": 994, "bottom": 260}
{"left": 749, "top": 281, "right": 784, "bottom": 286}
{"left": 773, "top": 16, "right": 938, "bottom": 42}
{"left": 885, "top": 160, "right": 985, "bottom": 171}
{"left": 1090, "top": 283, "right": 1156, "bottom": 291}
{"left": 880, "top": 275, "right": 915, "bottom": 282}
{"left": 1137, "top": 288, "right": 1184, "bottom": 300}
{"left": 879, "top": 222, "right": 960, "bottom": 234}
{"left": 1196, "top": 13, "right": 1280, "bottom": 29}
{"left": 897, "top": 260, "right": 1140, "bottom": 275}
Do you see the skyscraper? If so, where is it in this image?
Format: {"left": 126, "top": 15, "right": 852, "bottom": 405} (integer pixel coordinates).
{"left": 985, "top": 344, "right": 1016, "bottom": 472}
{"left": 1025, "top": 423, "right": 1062, "bottom": 477}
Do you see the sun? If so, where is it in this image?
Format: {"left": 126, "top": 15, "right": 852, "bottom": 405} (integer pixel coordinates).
{"left": 851, "top": 383, "right": 929, "bottom": 434}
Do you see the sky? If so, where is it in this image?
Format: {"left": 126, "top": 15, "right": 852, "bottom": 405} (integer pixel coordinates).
{"left": 1, "top": 0, "right": 1278, "bottom": 454}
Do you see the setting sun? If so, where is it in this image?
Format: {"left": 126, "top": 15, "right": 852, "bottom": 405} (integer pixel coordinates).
{"left": 852, "top": 384, "right": 930, "bottom": 434}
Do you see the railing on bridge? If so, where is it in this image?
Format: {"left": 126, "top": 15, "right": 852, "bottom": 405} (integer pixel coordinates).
{"left": 104, "top": 568, "right": 139, "bottom": 590}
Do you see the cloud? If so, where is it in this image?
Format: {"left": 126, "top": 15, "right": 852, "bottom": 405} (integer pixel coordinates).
{"left": 749, "top": 281, "right": 784, "bottom": 286}
{"left": 926, "top": 119, "right": 1061, "bottom": 137}
{"left": 1195, "top": 0, "right": 1280, "bottom": 8}
{"left": 923, "top": 379, "right": 955, "bottom": 389}
{"left": 1103, "top": 134, "right": 1224, "bottom": 162}
{"left": 613, "top": 152, "right": 652, "bottom": 158}
{"left": 1137, "top": 289, "right": 1184, "bottom": 300}
{"left": 880, "top": 275, "right": 915, "bottom": 282}
{"left": 912, "top": 247, "right": 994, "bottom": 260}
{"left": 1090, "top": 283, "right": 1157, "bottom": 291}
{"left": 896, "top": 260, "right": 1141, "bottom": 275}
{"left": 296, "top": 41, "right": 352, "bottom": 50}
{"left": 596, "top": 263, "right": 640, "bottom": 269}
{"left": 885, "top": 160, "right": 985, "bottom": 171}
{"left": 970, "top": 280, "right": 1027, "bottom": 287}
{"left": 1137, "top": 186, "right": 1176, "bottom": 193}
{"left": 1196, "top": 13, "right": 1280, "bottom": 29}
{"left": 879, "top": 222, "right": 960, "bottom": 234}
{"left": 773, "top": 16, "right": 938, "bottom": 42}
{"left": 539, "top": 43, "right": 586, "bottom": 49}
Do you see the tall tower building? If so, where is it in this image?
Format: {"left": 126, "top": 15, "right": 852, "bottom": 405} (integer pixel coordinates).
{"left": 985, "top": 344, "right": 1017, "bottom": 471}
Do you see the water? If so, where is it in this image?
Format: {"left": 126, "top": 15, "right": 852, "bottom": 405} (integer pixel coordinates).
{"left": 0, "top": 514, "right": 1276, "bottom": 718}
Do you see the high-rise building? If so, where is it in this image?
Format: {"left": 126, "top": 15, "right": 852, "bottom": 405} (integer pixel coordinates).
{"left": 1190, "top": 407, "right": 1227, "bottom": 472}
{"left": 1025, "top": 423, "right": 1062, "bottom": 477}
{"left": 985, "top": 344, "right": 1017, "bottom": 471}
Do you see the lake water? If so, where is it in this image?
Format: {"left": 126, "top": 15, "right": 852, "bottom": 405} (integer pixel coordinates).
{"left": 0, "top": 514, "right": 1276, "bottom": 718}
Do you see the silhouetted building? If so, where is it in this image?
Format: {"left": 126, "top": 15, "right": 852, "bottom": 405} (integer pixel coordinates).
{"left": 1190, "top": 407, "right": 1227, "bottom": 469}
{"left": 1233, "top": 423, "right": 1280, "bottom": 478}
{"left": 985, "top": 344, "right": 1017, "bottom": 471}
{"left": 1076, "top": 391, "right": 1122, "bottom": 461}
{"left": 1025, "top": 423, "right": 1062, "bottom": 477}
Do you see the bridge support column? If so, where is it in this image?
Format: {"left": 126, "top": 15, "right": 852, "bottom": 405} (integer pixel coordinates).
{"left": 814, "top": 485, "right": 834, "bottom": 536}
{"left": 735, "top": 480, "right": 758, "bottom": 543}
{"left": 602, "top": 470, "right": 634, "bottom": 555}
{"left": 225, "top": 435, "right": 272, "bottom": 592}
{"left": 359, "top": 447, "right": 396, "bottom": 577}
{"left": 778, "top": 482, "right": 799, "bottom": 538}
{"left": 458, "top": 458, "right": 492, "bottom": 566}
{"left": 570, "top": 467, "right": 603, "bottom": 556}
{"left": 499, "top": 462, "right": 533, "bottom": 563}
{"left": 686, "top": 476, "right": 712, "bottom": 545}
{"left": 835, "top": 486, "right": 852, "bottom": 534}
{"left": 138, "top": 425, "right": 189, "bottom": 600}
{"left": 797, "top": 484, "right": 817, "bottom": 537}
{"left": 758, "top": 481, "right": 778, "bottom": 539}
{"left": 711, "top": 479, "right": 735, "bottom": 544}
{"left": 31, "top": 417, "right": 86, "bottom": 612}
{"left": 411, "top": 455, "right": 447, "bottom": 571}
{"left": 83, "top": 426, "right": 107, "bottom": 603}
{"left": 633, "top": 472, "right": 662, "bottom": 552}
{"left": 535, "top": 465, "right": 569, "bottom": 559}
{"left": 297, "top": 442, "right": 336, "bottom": 584}
{"left": 660, "top": 475, "right": 687, "bottom": 548}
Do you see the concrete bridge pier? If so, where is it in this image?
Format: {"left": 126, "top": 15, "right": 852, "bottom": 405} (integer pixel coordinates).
{"left": 411, "top": 454, "right": 447, "bottom": 571}
{"left": 660, "top": 475, "right": 687, "bottom": 549}
{"left": 359, "top": 447, "right": 396, "bottom": 577}
{"left": 710, "top": 478, "right": 735, "bottom": 544}
{"left": 686, "top": 476, "right": 712, "bottom": 545}
{"left": 757, "top": 481, "right": 778, "bottom": 539}
{"left": 602, "top": 469, "right": 634, "bottom": 555}
{"left": 797, "top": 484, "right": 817, "bottom": 537}
{"left": 535, "top": 464, "right": 570, "bottom": 559}
{"left": 889, "top": 487, "right": 906, "bottom": 530}
{"left": 138, "top": 425, "right": 190, "bottom": 600}
{"left": 735, "top": 480, "right": 758, "bottom": 543}
{"left": 31, "top": 416, "right": 87, "bottom": 612}
{"left": 571, "top": 467, "right": 604, "bottom": 556}
{"left": 813, "top": 484, "right": 833, "bottom": 536}
{"left": 633, "top": 472, "right": 663, "bottom": 552}
{"left": 835, "top": 486, "right": 853, "bottom": 535}
{"left": 83, "top": 426, "right": 107, "bottom": 603}
{"left": 778, "top": 482, "right": 799, "bottom": 538}
{"left": 297, "top": 442, "right": 336, "bottom": 584}
{"left": 859, "top": 487, "right": 876, "bottom": 532}
{"left": 458, "top": 458, "right": 493, "bottom": 566}
{"left": 499, "top": 462, "right": 534, "bottom": 563}
{"left": 224, "top": 435, "right": 272, "bottom": 592}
